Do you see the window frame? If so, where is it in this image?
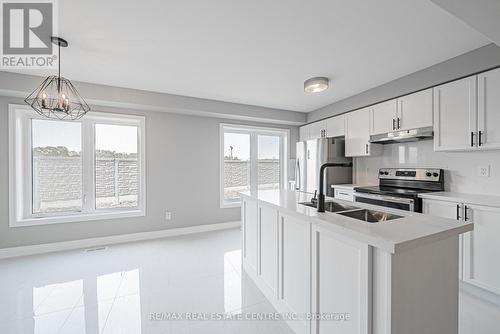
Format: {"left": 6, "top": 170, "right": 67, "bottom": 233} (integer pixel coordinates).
{"left": 9, "top": 104, "right": 146, "bottom": 227}
{"left": 219, "top": 123, "right": 289, "bottom": 208}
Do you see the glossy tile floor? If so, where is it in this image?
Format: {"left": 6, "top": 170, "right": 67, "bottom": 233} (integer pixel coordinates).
{"left": 0, "top": 229, "right": 293, "bottom": 334}
{"left": 1, "top": 228, "right": 499, "bottom": 334}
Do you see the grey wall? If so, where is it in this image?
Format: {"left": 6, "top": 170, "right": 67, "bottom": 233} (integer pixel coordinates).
{"left": 307, "top": 43, "right": 500, "bottom": 123}
{"left": 354, "top": 140, "right": 500, "bottom": 196}
{"left": 0, "top": 95, "right": 298, "bottom": 248}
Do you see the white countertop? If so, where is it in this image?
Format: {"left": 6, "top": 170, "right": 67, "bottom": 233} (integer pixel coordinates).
{"left": 331, "top": 183, "right": 376, "bottom": 190}
{"left": 419, "top": 192, "right": 500, "bottom": 207}
{"left": 240, "top": 189, "right": 473, "bottom": 254}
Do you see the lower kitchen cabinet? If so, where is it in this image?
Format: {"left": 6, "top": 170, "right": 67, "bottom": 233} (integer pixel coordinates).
{"left": 311, "top": 225, "right": 371, "bottom": 334}
{"left": 279, "top": 213, "right": 311, "bottom": 334}
{"left": 422, "top": 199, "right": 464, "bottom": 279}
{"left": 423, "top": 198, "right": 500, "bottom": 296}
{"left": 462, "top": 204, "right": 500, "bottom": 295}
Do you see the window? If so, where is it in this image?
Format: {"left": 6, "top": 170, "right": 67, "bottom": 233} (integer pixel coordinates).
{"left": 9, "top": 104, "right": 146, "bottom": 226}
{"left": 220, "top": 124, "right": 288, "bottom": 208}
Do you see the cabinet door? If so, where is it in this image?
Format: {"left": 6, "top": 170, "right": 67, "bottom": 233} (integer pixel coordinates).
{"left": 478, "top": 68, "right": 500, "bottom": 150}
{"left": 279, "top": 213, "right": 311, "bottom": 334}
{"left": 346, "top": 108, "right": 371, "bottom": 157}
{"left": 397, "top": 88, "right": 433, "bottom": 130}
{"left": 326, "top": 115, "right": 345, "bottom": 138}
{"left": 258, "top": 205, "right": 279, "bottom": 297}
{"left": 311, "top": 226, "right": 371, "bottom": 334}
{"left": 422, "top": 199, "right": 463, "bottom": 279}
{"left": 242, "top": 199, "right": 258, "bottom": 273}
{"left": 299, "top": 125, "right": 309, "bottom": 141}
{"left": 434, "top": 76, "right": 477, "bottom": 151}
{"left": 309, "top": 121, "right": 327, "bottom": 139}
{"left": 463, "top": 204, "right": 500, "bottom": 295}
{"left": 370, "top": 99, "right": 398, "bottom": 135}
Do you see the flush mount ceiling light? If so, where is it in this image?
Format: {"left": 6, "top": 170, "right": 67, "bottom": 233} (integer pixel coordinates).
{"left": 304, "top": 77, "right": 329, "bottom": 93}
{"left": 25, "top": 36, "right": 90, "bottom": 120}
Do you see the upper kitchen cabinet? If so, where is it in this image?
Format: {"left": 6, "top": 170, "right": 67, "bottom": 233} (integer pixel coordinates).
{"left": 370, "top": 89, "right": 433, "bottom": 135}
{"left": 478, "top": 68, "right": 500, "bottom": 150}
{"left": 370, "top": 99, "right": 398, "bottom": 135}
{"left": 434, "top": 76, "right": 477, "bottom": 151}
{"left": 397, "top": 88, "right": 433, "bottom": 131}
{"left": 346, "top": 107, "right": 382, "bottom": 157}
{"left": 325, "top": 114, "right": 345, "bottom": 138}
{"left": 299, "top": 120, "right": 328, "bottom": 141}
{"left": 299, "top": 125, "right": 309, "bottom": 141}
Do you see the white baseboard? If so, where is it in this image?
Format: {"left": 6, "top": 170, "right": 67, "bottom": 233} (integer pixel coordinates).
{"left": 0, "top": 221, "right": 241, "bottom": 260}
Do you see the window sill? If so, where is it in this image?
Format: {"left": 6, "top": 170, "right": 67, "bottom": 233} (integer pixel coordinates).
{"left": 10, "top": 209, "right": 145, "bottom": 227}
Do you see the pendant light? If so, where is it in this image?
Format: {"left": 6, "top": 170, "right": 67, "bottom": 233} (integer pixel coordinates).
{"left": 25, "top": 36, "right": 90, "bottom": 120}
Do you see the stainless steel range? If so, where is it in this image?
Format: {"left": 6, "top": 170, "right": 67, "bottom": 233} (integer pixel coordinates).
{"left": 354, "top": 168, "right": 444, "bottom": 212}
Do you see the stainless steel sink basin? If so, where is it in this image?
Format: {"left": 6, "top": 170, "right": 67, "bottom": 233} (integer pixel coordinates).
{"left": 337, "top": 209, "right": 402, "bottom": 223}
{"left": 299, "top": 201, "right": 358, "bottom": 213}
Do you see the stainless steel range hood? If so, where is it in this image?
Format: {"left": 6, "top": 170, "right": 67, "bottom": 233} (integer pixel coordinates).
{"left": 369, "top": 126, "right": 433, "bottom": 144}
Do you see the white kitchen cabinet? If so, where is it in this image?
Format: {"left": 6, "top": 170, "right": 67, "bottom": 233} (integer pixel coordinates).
{"left": 258, "top": 204, "right": 279, "bottom": 297}
{"left": 278, "top": 213, "right": 311, "bottom": 334}
{"left": 433, "top": 76, "right": 478, "bottom": 151}
{"left": 242, "top": 198, "right": 258, "bottom": 273}
{"left": 299, "top": 120, "right": 328, "bottom": 141}
{"left": 311, "top": 225, "right": 371, "bottom": 334}
{"left": 423, "top": 198, "right": 500, "bottom": 297}
{"left": 299, "top": 125, "right": 309, "bottom": 141}
{"left": 478, "top": 68, "right": 500, "bottom": 150}
{"left": 334, "top": 188, "right": 355, "bottom": 202}
{"left": 325, "top": 114, "right": 345, "bottom": 138}
{"left": 397, "top": 88, "right": 433, "bottom": 131}
{"left": 345, "top": 107, "right": 382, "bottom": 157}
{"left": 370, "top": 99, "right": 398, "bottom": 135}
{"left": 422, "top": 199, "right": 464, "bottom": 279}
{"left": 463, "top": 204, "right": 500, "bottom": 295}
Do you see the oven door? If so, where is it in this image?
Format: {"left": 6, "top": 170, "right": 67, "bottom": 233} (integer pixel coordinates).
{"left": 354, "top": 192, "right": 415, "bottom": 211}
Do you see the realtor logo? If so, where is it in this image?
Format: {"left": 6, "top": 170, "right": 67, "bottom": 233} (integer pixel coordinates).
{"left": 1, "top": 0, "right": 57, "bottom": 69}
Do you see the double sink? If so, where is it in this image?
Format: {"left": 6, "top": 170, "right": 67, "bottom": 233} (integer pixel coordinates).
{"left": 299, "top": 201, "right": 402, "bottom": 223}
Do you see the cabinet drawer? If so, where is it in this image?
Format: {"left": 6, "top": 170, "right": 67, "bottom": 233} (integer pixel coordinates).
{"left": 334, "top": 189, "right": 354, "bottom": 202}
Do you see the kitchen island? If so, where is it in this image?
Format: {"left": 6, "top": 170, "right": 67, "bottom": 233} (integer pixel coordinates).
{"left": 239, "top": 189, "right": 473, "bottom": 334}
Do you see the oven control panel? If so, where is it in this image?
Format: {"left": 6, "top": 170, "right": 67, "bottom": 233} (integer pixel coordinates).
{"left": 378, "top": 168, "right": 442, "bottom": 181}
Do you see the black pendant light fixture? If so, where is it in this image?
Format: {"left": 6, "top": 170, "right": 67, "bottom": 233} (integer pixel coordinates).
{"left": 25, "top": 36, "right": 90, "bottom": 120}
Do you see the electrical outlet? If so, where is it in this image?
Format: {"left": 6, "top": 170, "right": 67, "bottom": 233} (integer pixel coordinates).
{"left": 165, "top": 211, "right": 172, "bottom": 221}
{"left": 477, "top": 165, "right": 490, "bottom": 177}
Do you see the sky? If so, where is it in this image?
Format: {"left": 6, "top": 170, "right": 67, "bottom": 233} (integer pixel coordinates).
{"left": 224, "top": 133, "right": 280, "bottom": 160}
{"left": 32, "top": 119, "right": 138, "bottom": 153}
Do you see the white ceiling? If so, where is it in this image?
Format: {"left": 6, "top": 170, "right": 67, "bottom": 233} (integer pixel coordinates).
{"left": 11, "top": 0, "right": 490, "bottom": 112}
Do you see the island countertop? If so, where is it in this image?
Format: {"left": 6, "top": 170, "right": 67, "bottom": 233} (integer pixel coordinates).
{"left": 239, "top": 189, "right": 473, "bottom": 253}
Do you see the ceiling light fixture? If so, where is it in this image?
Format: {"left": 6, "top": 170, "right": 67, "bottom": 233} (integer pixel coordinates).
{"left": 304, "top": 77, "right": 329, "bottom": 93}
{"left": 25, "top": 36, "right": 90, "bottom": 120}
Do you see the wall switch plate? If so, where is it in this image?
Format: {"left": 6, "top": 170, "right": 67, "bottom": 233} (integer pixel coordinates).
{"left": 165, "top": 211, "right": 172, "bottom": 221}
{"left": 478, "top": 165, "right": 490, "bottom": 177}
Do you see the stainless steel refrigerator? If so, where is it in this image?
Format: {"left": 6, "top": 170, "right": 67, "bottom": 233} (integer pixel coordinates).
{"left": 295, "top": 138, "right": 352, "bottom": 196}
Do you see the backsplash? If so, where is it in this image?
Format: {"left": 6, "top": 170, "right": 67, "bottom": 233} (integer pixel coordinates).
{"left": 354, "top": 140, "right": 500, "bottom": 196}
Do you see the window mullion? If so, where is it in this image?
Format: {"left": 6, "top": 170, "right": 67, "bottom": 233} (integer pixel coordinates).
{"left": 81, "top": 120, "right": 95, "bottom": 213}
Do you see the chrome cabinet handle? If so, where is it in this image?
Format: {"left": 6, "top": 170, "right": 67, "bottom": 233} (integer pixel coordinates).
{"left": 392, "top": 119, "right": 396, "bottom": 130}
{"left": 464, "top": 205, "right": 469, "bottom": 221}
{"left": 456, "top": 204, "right": 461, "bottom": 220}
{"left": 397, "top": 117, "right": 401, "bottom": 129}
{"left": 365, "top": 144, "right": 368, "bottom": 154}
{"left": 478, "top": 131, "right": 483, "bottom": 146}
{"left": 471, "top": 132, "right": 475, "bottom": 147}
